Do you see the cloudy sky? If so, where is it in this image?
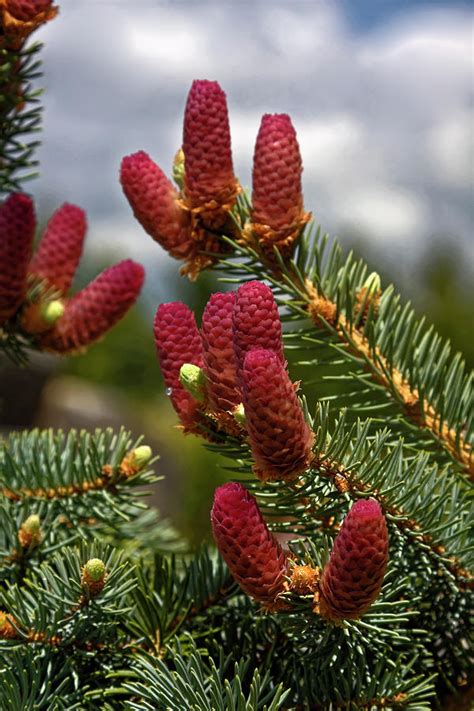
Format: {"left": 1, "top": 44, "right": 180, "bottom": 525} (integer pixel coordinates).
{"left": 33, "top": 0, "right": 473, "bottom": 277}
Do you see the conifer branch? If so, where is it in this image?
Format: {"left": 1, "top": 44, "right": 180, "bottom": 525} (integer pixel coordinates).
{"left": 215, "top": 220, "right": 473, "bottom": 479}
{"left": 0, "top": 41, "right": 43, "bottom": 194}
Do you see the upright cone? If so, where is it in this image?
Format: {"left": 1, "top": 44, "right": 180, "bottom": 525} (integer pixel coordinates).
{"left": 319, "top": 499, "right": 389, "bottom": 621}
{"left": 232, "top": 280, "right": 285, "bottom": 386}
{"left": 242, "top": 348, "right": 313, "bottom": 480}
{"left": 29, "top": 203, "right": 87, "bottom": 294}
{"left": 0, "top": 193, "right": 36, "bottom": 323}
{"left": 201, "top": 291, "right": 240, "bottom": 412}
{"left": 41, "top": 260, "right": 144, "bottom": 353}
{"left": 153, "top": 301, "right": 204, "bottom": 426}
{"left": 182, "top": 79, "right": 237, "bottom": 212}
{"left": 120, "top": 151, "right": 193, "bottom": 261}
{"left": 211, "top": 482, "right": 287, "bottom": 606}
{"left": 251, "top": 113, "right": 309, "bottom": 256}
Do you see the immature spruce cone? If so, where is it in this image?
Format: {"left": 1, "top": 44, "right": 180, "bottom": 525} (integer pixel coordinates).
{"left": 153, "top": 301, "right": 204, "bottom": 425}
{"left": 0, "top": 192, "right": 35, "bottom": 323}
{"left": 41, "top": 260, "right": 144, "bottom": 353}
{"left": 183, "top": 80, "right": 237, "bottom": 210}
{"left": 232, "top": 280, "right": 285, "bottom": 386}
{"left": 120, "top": 151, "right": 193, "bottom": 260}
{"left": 251, "top": 114, "right": 308, "bottom": 254}
{"left": 29, "top": 203, "right": 86, "bottom": 294}
{"left": 242, "top": 348, "right": 313, "bottom": 480}
{"left": 201, "top": 291, "right": 240, "bottom": 412}
{"left": 6, "top": 0, "right": 53, "bottom": 21}
{"left": 319, "top": 499, "right": 389, "bottom": 621}
{"left": 2, "top": 0, "right": 57, "bottom": 47}
{"left": 211, "top": 482, "right": 287, "bottom": 605}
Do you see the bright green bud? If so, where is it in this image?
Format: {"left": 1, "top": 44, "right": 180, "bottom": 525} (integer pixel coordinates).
{"left": 22, "top": 514, "right": 40, "bottom": 533}
{"left": 41, "top": 299, "right": 64, "bottom": 325}
{"left": 84, "top": 558, "right": 106, "bottom": 582}
{"left": 233, "top": 402, "right": 246, "bottom": 426}
{"left": 130, "top": 445, "right": 152, "bottom": 469}
{"left": 179, "top": 363, "right": 206, "bottom": 403}
{"left": 362, "top": 272, "right": 381, "bottom": 295}
{"left": 172, "top": 148, "right": 185, "bottom": 189}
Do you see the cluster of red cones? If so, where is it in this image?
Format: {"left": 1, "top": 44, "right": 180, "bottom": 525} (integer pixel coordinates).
{"left": 211, "top": 483, "right": 389, "bottom": 620}
{"left": 153, "top": 279, "right": 313, "bottom": 481}
{"left": 154, "top": 277, "right": 388, "bottom": 620}
{"left": 121, "top": 79, "right": 310, "bottom": 279}
{"left": 0, "top": 193, "right": 144, "bottom": 353}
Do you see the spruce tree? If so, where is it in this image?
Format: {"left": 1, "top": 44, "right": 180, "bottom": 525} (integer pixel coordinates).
{"left": 1, "top": 8, "right": 472, "bottom": 710}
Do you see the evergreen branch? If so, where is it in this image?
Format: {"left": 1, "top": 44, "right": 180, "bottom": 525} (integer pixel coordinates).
{"left": 0, "top": 42, "right": 44, "bottom": 193}
{"left": 116, "top": 636, "right": 290, "bottom": 711}
{"left": 215, "top": 218, "right": 473, "bottom": 478}
{"left": 205, "top": 405, "right": 473, "bottom": 587}
{"left": 126, "top": 547, "right": 235, "bottom": 654}
{"left": 0, "top": 427, "right": 157, "bottom": 507}
{"left": 0, "top": 428, "right": 159, "bottom": 582}
{"left": 0, "top": 647, "right": 84, "bottom": 710}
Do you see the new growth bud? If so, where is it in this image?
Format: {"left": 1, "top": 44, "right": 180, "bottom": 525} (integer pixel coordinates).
{"left": 120, "top": 445, "right": 152, "bottom": 477}
{"left": 363, "top": 272, "right": 381, "bottom": 295}
{"left": 18, "top": 513, "right": 41, "bottom": 548}
{"left": 21, "top": 298, "right": 65, "bottom": 335}
{"left": 81, "top": 558, "right": 107, "bottom": 596}
{"left": 172, "top": 148, "right": 185, "bottom": 189}
{"left": 233, "top": 403, "right": 246, "bottom": 426}
{"left": 179, "top": 363, "right": 206, "bottom": 403}
{"left": 41, "top": 299, "right": 64, "bottom": 325}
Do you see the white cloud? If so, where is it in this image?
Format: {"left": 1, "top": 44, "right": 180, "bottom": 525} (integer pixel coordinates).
{"left": 340, "top": 185, "right": 428, "bottom": 243}
{"left": 427, "top": 112, "right": 474, "bottom": 189}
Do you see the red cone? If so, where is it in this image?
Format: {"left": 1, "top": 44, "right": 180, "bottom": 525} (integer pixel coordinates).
{"left": 41, "top": 260, "right": 144, "bottom": 353}
{"left": 0, "top": 193, "right": 36, "bottom": 323}
{"left": 29, "top": 203, "right": 86, "bottom": 294}
{"left": 319, "top": 499, "right": 389, "bottom": 621}
{"left": 201, "top": 291, "right": 240, "bottom": 412}
{"left": 211, "top": 482, "right": 287, "bottom": 605}
{"left": 242, "top": 348, "right": 313, "bottom": 480}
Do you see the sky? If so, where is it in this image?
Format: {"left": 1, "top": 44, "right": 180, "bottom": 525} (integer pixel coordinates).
{"left": 33, "top": 0, "right": 473, "bottom": 280}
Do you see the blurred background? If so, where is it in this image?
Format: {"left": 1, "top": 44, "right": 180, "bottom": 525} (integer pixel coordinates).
{"left": 0, "top": 0, "right": 472, "bottom": 543}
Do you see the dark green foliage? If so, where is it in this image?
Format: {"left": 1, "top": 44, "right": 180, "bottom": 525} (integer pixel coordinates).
{"left": 0, "top": 42, "right": 43, "bottom": 194}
